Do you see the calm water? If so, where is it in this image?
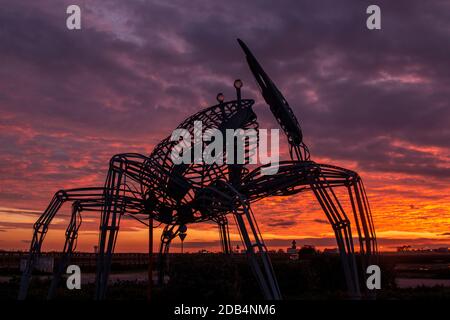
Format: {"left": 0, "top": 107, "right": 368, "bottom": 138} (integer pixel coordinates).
{"left": 396, "top": 278, "right": 450, "bottom": 288}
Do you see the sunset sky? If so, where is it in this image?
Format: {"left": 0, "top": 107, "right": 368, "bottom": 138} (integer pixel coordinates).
{"left": 0, "top": 0, "right": 449, "bottom": 253}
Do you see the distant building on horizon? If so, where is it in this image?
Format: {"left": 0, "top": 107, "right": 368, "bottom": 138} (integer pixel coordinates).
{"left": 323, "top": 248, "right": 339, "bottom": 254}
{"left": 286, "top": 240, "right": 298, "bottom": 254}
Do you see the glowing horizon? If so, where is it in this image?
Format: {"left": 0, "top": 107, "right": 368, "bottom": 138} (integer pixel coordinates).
{"left": 0, "top": 1, "right": 449, "bottom": 253}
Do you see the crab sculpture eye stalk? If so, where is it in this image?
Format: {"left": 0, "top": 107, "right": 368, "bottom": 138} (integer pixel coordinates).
{"left": 234, "top": 79, "right": 243, "bottom": 103}
{"left": 216, "top": 92, "right": 225, "bottom": 103}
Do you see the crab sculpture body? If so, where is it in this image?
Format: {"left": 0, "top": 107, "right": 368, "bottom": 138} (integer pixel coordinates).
{"left": 18, "top": 40, "right": 377, "bottom": 300}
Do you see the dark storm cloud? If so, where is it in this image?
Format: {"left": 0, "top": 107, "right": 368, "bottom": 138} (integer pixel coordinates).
{"left": 313, "top": 219, "right": 329, "bottom": 225}
{"left": 267, "top": 220, "right": 297, "bottom": 227}
{"left": 314, "top": 136, "right": 450, "bottom": 178}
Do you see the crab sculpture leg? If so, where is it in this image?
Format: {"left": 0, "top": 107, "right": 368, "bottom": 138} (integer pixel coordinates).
{"left": 232, "top": 196, "right": 281, "bottom": 300}
{"left": 17, "top": 186, "right": 144, "bottom": 300}
{"left": 94, "top": 152, "right": 200, "bottom": 299}
{"left": 197, "top": 180, "right": 282, "bottom": 300}
{"left": 240, "top": 161, "right": 376, "bottom": 296}
{"left": 19, "top": 150, "right": 171, "bottom": 300}
{"left": 157, "top": 224, "right": 180, "bottom": 286}
{"left": 215, "top": 215, "right": 232, "bottom": 254}
{"left": 95, "top": 153, "right": 155, "bottom": 300}
{"left": 46, "top": 196, "right": 147, "bottom": 299}
{"left": 47, "top": 201, "right": 82, "bottom": 299}
{"left": 18, "top": 187, "right": 103, "bottom": 300}
{"left": 238, "top": 39, "right": 377, "bottom": 297}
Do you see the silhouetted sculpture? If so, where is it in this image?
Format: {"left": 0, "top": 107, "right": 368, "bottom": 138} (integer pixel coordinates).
{"left": 18, "top": 39, "right": 377, "bottom": 300}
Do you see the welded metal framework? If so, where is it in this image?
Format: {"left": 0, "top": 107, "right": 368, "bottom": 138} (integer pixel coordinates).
{"left": 18, "top": 39, "right": 376, "bottom": 300}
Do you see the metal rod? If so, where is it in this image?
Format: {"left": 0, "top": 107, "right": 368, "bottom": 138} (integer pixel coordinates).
{"left": 148, "top": 215, "right": 153, "bottom": 300}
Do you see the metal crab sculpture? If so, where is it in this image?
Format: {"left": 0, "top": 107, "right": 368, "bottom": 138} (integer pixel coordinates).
{"left": 18, "top": 39, "right": 377, "bottom": 300}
